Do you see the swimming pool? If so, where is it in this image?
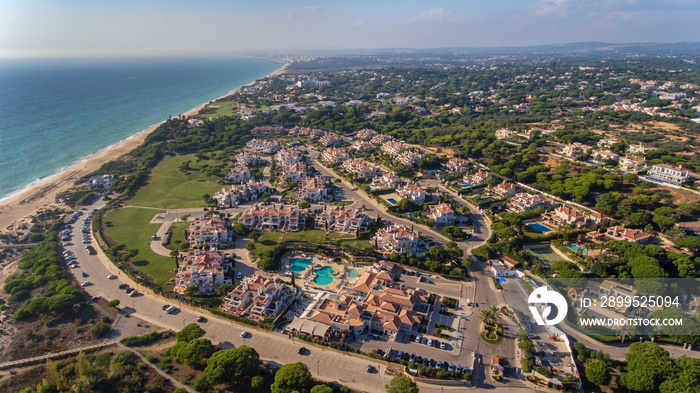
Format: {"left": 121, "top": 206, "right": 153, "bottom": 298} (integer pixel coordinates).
{"left": 313, "top": 266, "right": 335, "bottom": 285}
{"left": 460, "top": 184, "right": 473, "bottom": 188}
{"left": 565, "top": 244, "right": 588, "bottom": 255}
{"left": 347, "top": 268, "right": 360, "bottom": 279}
{"left": 496, "top": 278, "right": 506, "bottom": 284}
{"left": 289, "top": 258, "right": 313, "bottom": 273}
{"left": 387, "top": 198, "right": 397, "bottom": 205}
{"left": 527, "top": 223, "right": 553, "bottom": 233}
{"left": 424, "top": 169, "right": 438, "bottom": 173}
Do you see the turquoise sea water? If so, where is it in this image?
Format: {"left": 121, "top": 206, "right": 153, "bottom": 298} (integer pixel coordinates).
{"left": 0, "top": 56, "right": 280, "bottom": 200}
{"left": 289, "top": 258, "right": 313, "bottom": 273}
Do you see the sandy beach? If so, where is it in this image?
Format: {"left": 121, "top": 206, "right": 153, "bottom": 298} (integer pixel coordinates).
{"left": 0, "top": 62, "right": 288, "bottom": 234}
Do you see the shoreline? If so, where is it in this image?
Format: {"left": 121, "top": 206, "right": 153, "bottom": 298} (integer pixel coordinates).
{"left": 0, "top": 61, "right": 288, "bottom": 233}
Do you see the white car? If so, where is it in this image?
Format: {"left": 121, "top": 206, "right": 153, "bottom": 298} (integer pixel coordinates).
{"left": 240, "top": 331, "right": 249, "bottom": 338}
{"left": 107, "top": 274, "right": 117, "bottom": 279}
{"left": 62, "top": 242, "right": 72, "bottom": 246}
{"left": 81, "top": 281, "right": 92, "bottom": 287}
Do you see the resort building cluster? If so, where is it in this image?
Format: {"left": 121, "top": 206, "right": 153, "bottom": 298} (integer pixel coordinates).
{"left": 174, "top": 249, "right": 231, "bottom": 295}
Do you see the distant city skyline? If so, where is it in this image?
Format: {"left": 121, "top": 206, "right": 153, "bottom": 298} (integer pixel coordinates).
{"left": 1, "top": 0, "right": 699, "bottom": 57}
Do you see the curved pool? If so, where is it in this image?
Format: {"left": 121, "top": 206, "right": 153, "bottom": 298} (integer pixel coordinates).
{"left": 313, "top": 266, "right": 335, "bottom": 285}
{"left": 347, "top": 268, "right": 360, "bottom": 279}
{"left": 289, "top": 258, "right": 313, "bottom": 273}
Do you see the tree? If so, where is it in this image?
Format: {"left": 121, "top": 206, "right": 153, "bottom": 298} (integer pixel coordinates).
{"left": 171, "top": 338, "right": 214, "bottom": 369}
{"left": 204, "top": 346, "right": 260, "bottom": 384}
{"left": 659, "top": 356, "right": 700, "bottom": 393}
{"left": 270, "top": 362, "right": 312, "bottom": 393}
{"left": 177, "top": 323, "right": 206, "bottom": 343}
{"left": 653, "top": 215, "right": 676, "bottom": 232}
{"left": 217, "top": 283, "right": 234, "bottom": 296}
{"left": 298, "top": 201, "right": 311, "bottom": 209}
{"left": 585, "top": 360, "right": 611, "bottom": 386}
{"left": 184, "top": 285, "right": 200, "bottom": 296}
{"left": 249, "top": 231, "right": 262, "bottom": 242}
{"left": 106, "top": 299, "right": 120, "bottom": 308}
{"left": 385, "top": 375, "right": 419, "bottom": 393}
{"left": 310, "top": 385, "right": 334, "bottom": 393}
{"left": 677, "top": 236, "right": 700, "bottom": 251}
{"left": 620, "top": 342, "right": 673, "bottom": 392}
{"left": 251, "top": 375, "right": 266, "bottom": 389}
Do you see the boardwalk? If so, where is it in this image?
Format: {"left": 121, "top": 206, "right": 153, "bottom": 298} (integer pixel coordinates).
{"left": 0, "top": 340, "right": 118, "bottom": 370}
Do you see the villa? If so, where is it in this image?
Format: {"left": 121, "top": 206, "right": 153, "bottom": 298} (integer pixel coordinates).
{"left": 246, "top": 138, "right": 281, "bottom": 153}
{"left": 174, "top": 249, "right": 230, "bottom": 295}
{"left": 371, "top": 134, "right": 393, "bottom": 145}
{"left": 619, "top": 155, "right": 647, "bottom": 173}
{"left": 495, "top": 128, "right": 535, "bottom": 141}
{"left": 647, "top": 164, "right": 690, "bottom": 184}
{"left": 319, "top": 133, "right": 344, "bottom": 147}
{"left": 275, "top": 148, "right": 303, "bottom": 165}
{"left": 88, "top": 174, "right": 114, "bottom": 190}
{"left": 355, "top": 129, "right": 379, "bottom": 140}
{"left": 427, "top": 203, "right": 456, "bottom": 225}
{"left": 445, "top": 158, "right": 471, "bottom": 173}
{"left": 508, "top": 193, "right": 547, "bottom": 213}
{"left": 289, "top": 126, "right": 324, "bottom": 139}
{"left": 397, "top": 151, "right": 424, "bottom": 166}
{"left": 238, "top": 204, "right": 304, "bottom": 231}
{"left": 628, "top": 143, "right": 651, "bottom": 155}
{"left": 314, "top": 206, "right": 373, "bottom": 235}
{"left": 287, "top": 272, "right": 429, "bottom": 340}
{"left": 397, "top": 183, "right": 427, "bottom": 204}
{"left": 187, "top": 216, "right": 231, "bottom": 249}
{"left": 597, "top": 137, "right": 618, "bottom": 149}
{"left": 590, "top": 150, "right": 620, "bottom": 165}
{"left": 213, "top": 181, "right": 268, "bottom": 208}
{"left": 605, "top": 225, "right": 653, "bottom": 244}
{"left": 235, "top": 152, "right": 263, "bottom": 166}
{"left": 222, "top": 275, "right": 294, "bottom": 321}
{"left": 224, "top": 165, "right": 252, "bottom": 183}
{"left": 559, "top": 143, "right": 589, "bottom": 159}
{"left": 370, "top": 171, "right": 403, "bottom": 190}
{"left": 321, "top": 147, "right": 350, "bottom": 164}
{"left": 486, "top": 182, "right": 520, "bottom": 199}
{"left": 371, "top": 224, "right": 425, "bottom": 255}
{"left": 251, "top": 125, "right": 285, "bottom": 135}
{"left": 463, "top": 170, "right": 491, "bottom": 186}
{"left": 350, "top": 140, "right": 374, "bottom": 153}
{"left": 297, "top": 176, "right": 328, "bottom": 202}
{"left": 281, "top": 162, "right": 308, "bottom": 183}
{"left": 543, "top": 205, "right": 589, "bottom": 229}
{"left": 381, "top": 140, "right": 408, "bottom": 156}
{"left": 342, "top": 158, "right": 381, "bottom": 179}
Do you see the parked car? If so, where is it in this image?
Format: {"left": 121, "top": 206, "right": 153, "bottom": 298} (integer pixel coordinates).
{"left": 366, "top": 365, "right": 372, "bottom": 373}
{"left": 436, "top": 361, "right": 443, "bottom": 369}
{"left": 165, "top": 306, "right": 176, "bottom": 314}
{"left": 81, "top": 281, "right": 92, "bottom": 287}
{"left": 240, "top": 331, "right": 249, "bottom": 338}
{"left": 119, "top": 284, "right": 129, "bottom": 289}
{"left": 161, "top": 304, "right": 171, "bottom": 310}
{"left": 440, "top": 341, "right": 447, "bottom": 350}
{"left": 298, "top": 347, "right": 306, "bottom": 355}
{"left": 414, "top": 335, "right": 422, "bottom": 343}
{"left": 81, "top": 272, "right": 88, "bottom": 277}
{"left": 448, "top": 363, "right": 455, "bottom": 372}
{"left": 196, "top": 316, "right": 206, "bottom": 323}
{"left": 129, "top": 291, "right": 139, "bottom": 297}
{"left": 108, "top": 274, "right": 117, "bottom": 279}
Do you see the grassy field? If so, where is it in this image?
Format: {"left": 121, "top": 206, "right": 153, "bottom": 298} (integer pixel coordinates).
{"left": 127, "top": 154, "right": 224, "bottom": 209}
{"left": 523, "top": 244, "right": 564, "bottom": 266}
{"left": 332, "top": 201, "right": 353, "bottom": 206}
{"left": 251, "top": 230, "right": 374, "bottom": 259}
{"left": 103, "top": 207, "right": 174, "bottom": 287}
{"left": 167, "top": 221, "right": 189, "bottom": 250}
{"left": 198, "top": 100, "right": 237, "bottom": 118}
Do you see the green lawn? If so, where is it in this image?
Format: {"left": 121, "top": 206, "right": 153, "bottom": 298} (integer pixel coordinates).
{"left": 332, "top": 201, "right": 353, "bottom": 206}
{"left": 127, "top": 154, "right": 224, "bottom": 209}
{"left": 198, "top": 100, "right": 237, "bottom": 118}
{"left": 167, "top": 222, "right": 189, "bottom": 250}
{"left": 103, "top": 207, "right": 174, "bottom": 287}
{"left": 251, "top": 230, "right": 373, "bottom": 259}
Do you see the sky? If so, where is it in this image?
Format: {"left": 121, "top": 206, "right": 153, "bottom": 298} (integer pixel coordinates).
{"left": 1, "top": 0, "right": 699, "bottom": 57}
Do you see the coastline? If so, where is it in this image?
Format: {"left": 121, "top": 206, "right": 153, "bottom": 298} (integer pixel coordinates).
{"left": 0, "top": 61, "right": 288, "bottom": 233}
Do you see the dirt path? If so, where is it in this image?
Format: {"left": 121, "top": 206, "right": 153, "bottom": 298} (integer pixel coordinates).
{"left": 0, "top": 259, "right": 20, "bottom": 360}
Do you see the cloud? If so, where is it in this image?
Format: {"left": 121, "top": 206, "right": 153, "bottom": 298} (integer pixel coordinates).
{"left": 411, "top": 8, "right": 455, "bottom": 23}
{"left": 286, "top": 5, "right": 325, "bottom": 18}
{"left": 356, "top": 20, "right": 365, "bottom": 27}
{"left": 530, "top": 0, "right": 574, "bottom": 16}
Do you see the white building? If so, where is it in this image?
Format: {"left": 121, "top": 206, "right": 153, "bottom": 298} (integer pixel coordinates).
{"left": 371, "top": 224, "right": 425, "bottom": 255}
{"left": 427, "top": 203, "right": 456, "bottom": 225}
{"left": 397, "top": 183, "right": 427, "bottom": 204}
{"left": 647, "top": 164, "right": 690, "bottom": 184}
{"left": 174, "top": 250, "right": 230, "bottom": 295}
{"left": 619, "top": 155, "right": 647, "bottom": 173}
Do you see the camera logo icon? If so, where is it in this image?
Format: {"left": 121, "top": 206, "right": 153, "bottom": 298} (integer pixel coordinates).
{"left": 528, "top": 286, "right": 567, "bottom": 326}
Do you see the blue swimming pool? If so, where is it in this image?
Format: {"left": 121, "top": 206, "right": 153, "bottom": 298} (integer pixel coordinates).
{"left": 289, "top": 258, "right": 313, "bottom": 273}
{"left": 347, "top": 268, "right": 360, "bottom": 279}
{"left": 387, "top": 198, "right": 397, "bottom": 205}
{"left": 313, "top": 266, "right": 335, "bottom": 285}
{"left": 496, "top": 278, "right": 506, "bottom": 284}
{"left": 527, "top": 223, "right": 552, "bottom": 233}
{"left": 565, "top": 244, "right": 588, "bottom": 255}
{"left": 424, "top": 169, "right": 438, "bottom": 173}
{"left": 460, "top": 184, "right": 473, "bottom": 188}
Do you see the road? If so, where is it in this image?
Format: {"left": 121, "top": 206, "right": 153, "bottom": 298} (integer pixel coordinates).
{"left": 58, "top": 149, "right": 529, "bottom": 392}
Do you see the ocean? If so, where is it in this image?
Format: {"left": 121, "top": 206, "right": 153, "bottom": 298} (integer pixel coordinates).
{"left": 0, "top": 56, "right": 281, "bottom": 201}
